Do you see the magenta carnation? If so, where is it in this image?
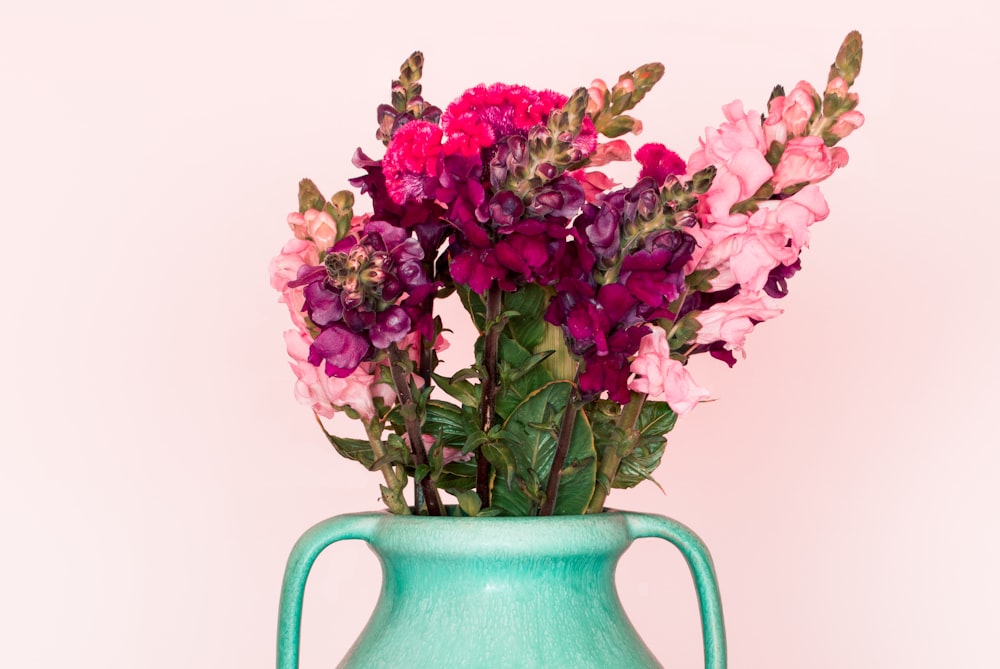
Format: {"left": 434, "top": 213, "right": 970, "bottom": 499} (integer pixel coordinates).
{"left": 382, "top": 120, "right": 444, "bottom": 204}
{"left": 635, "top": 143, "right": 686, "bottom": 187}
{"left": 441, "top": 83, "right": 596, "bottom": 158}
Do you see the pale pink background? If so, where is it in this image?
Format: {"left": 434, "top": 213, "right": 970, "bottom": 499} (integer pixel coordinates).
{"left": 2, "top": 1, "right": 997, "bottom": 667}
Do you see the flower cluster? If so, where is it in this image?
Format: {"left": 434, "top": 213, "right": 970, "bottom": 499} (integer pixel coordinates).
{"left": 270, "top": 34, "right": 865, "bottom": 516}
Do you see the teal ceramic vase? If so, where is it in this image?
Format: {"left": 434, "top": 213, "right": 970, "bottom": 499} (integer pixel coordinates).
{"left": 277, "top": 509, "right": 726, "bottom": 668}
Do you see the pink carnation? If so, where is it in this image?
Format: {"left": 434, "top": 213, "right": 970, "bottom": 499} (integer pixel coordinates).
{"left": 629, "top": 326, "right": 711, "bottom": 416}
{"left": 772, "top": 136, "right": 849, "bottom": 191}
{"left": 694, "top": 289, "right": 783, "bottom": 353}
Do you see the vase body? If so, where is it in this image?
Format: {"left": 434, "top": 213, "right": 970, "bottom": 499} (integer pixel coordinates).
{"left": 278, "top": 510, "right": 726, "bottom": 669}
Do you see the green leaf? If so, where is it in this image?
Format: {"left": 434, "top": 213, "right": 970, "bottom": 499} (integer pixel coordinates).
{"left": 636, "top": 400, "right": 678, "bottom": 440}
{"left": 431, "top": 372, "right": 480, "bottom": 407}
{"left": 666, "top": 312, "right": 702, "bottom": 349}
{"left": 318, "top": 430, "right": 376, "bottom": 470}
{"left": 504, "top": 283, "right": 548, "bottom": 348}
{"left": 504, "top": 350, "right": 554, "bottom": 385}
{"left": 613, "top": 438, "right": 667, "bottom": 490}
{"left": 482, "top": 440, "right": 517, "bottom": 490}
{"left": 684, "top": 269, "right": 718, "bottom": 293}
{"left": 454, "top": 489, "right": 482, "bottom": 517}
{"left": 612, "top": 401, "right": 676, "bottom": 490}
{"left": 423, "top": 400, "right": 470, "bottom": 450}
{"left": 494, "top": 335, "right": 554, "bottom": 419}
{"left": 457, "top": 284, "right": 488, "bottom": 333}
{"left": 491, "top": 381, "right": 596, "bottom": 516}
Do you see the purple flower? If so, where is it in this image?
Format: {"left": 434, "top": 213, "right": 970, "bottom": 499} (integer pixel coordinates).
{"left": 763, "top": 259, "right": 801, "bottom": 298}
{"left": 619, "top": 229, "right": 696, "bottom": 309}
{"left": 291, "top": 221, "right": 430, "bottom": 377}
{"left": 545, "top": 278, "right": 649, "bottom": 403}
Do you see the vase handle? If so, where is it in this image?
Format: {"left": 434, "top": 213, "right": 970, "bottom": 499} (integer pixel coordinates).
{"left": 623, "top": 512, "right": 727, "bottom": 669}
{"left": 276, "top": 512, "right": 380, "bottom": 669}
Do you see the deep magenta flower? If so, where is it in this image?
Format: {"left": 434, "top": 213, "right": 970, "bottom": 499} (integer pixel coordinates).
{"left": 545, "top": 279, "right": 649, "bottom": 403}
{"left": 635, "top": 143, "right": 687, "bottom": 187}
{"left": 441, "top": 83, "right": 596, "bottom": 159}
{"left": 619, "top": 229, "right": 696, "bottom": 310}
{"left": 381, "top": 120, "right": 444, "bottom": 204}
{"left": 289, "top": 220, "right": 430, "bottom": 377}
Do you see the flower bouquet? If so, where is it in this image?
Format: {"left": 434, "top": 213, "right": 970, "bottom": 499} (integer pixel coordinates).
{"left": 270, "top": 32, "right": 864, "bottom": 517}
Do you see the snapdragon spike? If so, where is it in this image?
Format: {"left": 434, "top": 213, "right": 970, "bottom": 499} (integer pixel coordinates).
{"left": 290, "top": 221, "right": 430, "bottom": 377}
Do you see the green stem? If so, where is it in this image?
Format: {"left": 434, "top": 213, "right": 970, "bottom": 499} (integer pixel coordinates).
{"left": 361, "top": 417, "right": 410, "bottom": 515}
{"left": 477, "top": 282, "right": 503, "bottom": 508}
{"left": 586, "top": 392, "right": 645, "bottom": 513}
{"left": 538, "top": 383, "right": 581, "bottom": 516}
{"left": 387, "top": 344, "right": 444, "bottom": 516}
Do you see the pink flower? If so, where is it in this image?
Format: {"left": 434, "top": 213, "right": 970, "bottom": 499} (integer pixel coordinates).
{"left": 568, "top": 169, "right": 618, "bottom": 204}
{"left": 829, "top": 110, "right": 865, "bottom": 140}
{"left": 694, "top": 185, "right": 829, "bottom": 292}
{"left": 270, "top": 238, "right": 320, "bottom": 329}
{"left": 763, "top": 80, "right": 817, "bottom": 146}
{"left": 694, "top": 289, "right": 783, "bottom": 353}
{"left": 586, "top": 139, "right": 632, "bottom": 167}
{"left": 629, "top": 326, "right": 711, "bottom": 416}
{"left": 688, "top": 100, "right": 768, "bottom": 172}
{"left": 825, "top": 76, "right": 850, "bottom": 98}
{"left": 287, "top": 209, "right": 338, "bottom": 253}
{"left": 587, "top": 78, "right": 609, "bottom": 114}
{"left": 284, "top": 329, "right": 378, "bottom": 420}
{"left": 772, "top": 136, "right": 848, "bottom": 191}
{"left": 698, "top": 150, "right": 774, "bottom": 234}
{"left": 269, "top": 238, "right": 319, "bottom": 292}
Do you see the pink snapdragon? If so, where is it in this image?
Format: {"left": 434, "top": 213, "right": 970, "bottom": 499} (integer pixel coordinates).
{"left": 629, "top": 326, "right": 711, "bottom": 416}
{"left": 287, "top": 209, "right": 338, "bottom": 253}
{"left": 687, "top": 101, "right": 774, "bottom": 245}
{"left": 284, "top": 329, "right": 378, "bottom": 420}
{"left": 763, "top": 80, "right": 817, "bottom": 146}
{"left": 269, "top": 238, "right": 320, "bottom": 329}
{"left": 587, "top": 138, "right": 632, "bottom": 167}
{"left": 688, "top": 101, "right": 768, "bottom": 171}
{"left": 829, "top": 110, "right": 865, "bottom": 140}
{"left": 694, "top": 289, "right": 783, "bottom": 353}
{"left": 695, "top": 184, "right": 829, "bottom": 292}
{"left": 772, "top": 136, "right": 849, "bottom": 191}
